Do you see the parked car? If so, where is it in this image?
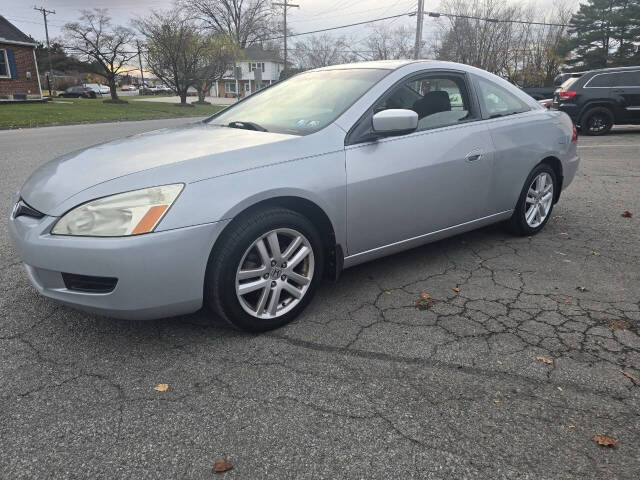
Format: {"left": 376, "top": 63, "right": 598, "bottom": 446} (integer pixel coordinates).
{"left": 83, "top": 83, "right": 110, "bottom": 95}
{"left": 58, "top": 86, "right": 97, "bottom": 99}
{"left": 121, "top": 85, "right": 138, "bottom": 91}
{"left": 522, "top": 87, "right": 556, "bottom": 100}
{"left": 552, "top": 66, "right": 640, "bottom": 135}
{"left": 10, "top": 60, "right": 579, "bottom": 332}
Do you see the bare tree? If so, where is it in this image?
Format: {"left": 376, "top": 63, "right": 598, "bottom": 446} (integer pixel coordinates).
{"left": 64, "top": 9, "right": 137, "bottom": 102}
{"left": 181, "top": 0, "right": 275, "bottom": 48}
{"left": 193, "top": 35, "right": 240, "bottom": 104}
{"left": 136, "top": 10, "right": 211, "bottom": 105}
{"left": 434, "top": 0, "right": 572, "bottom": 86}
{"left": 291, "top": 34, "right": 356, "bottom": 70}
{"left": 364, "top": 24, "right": 414, "bottom": 61}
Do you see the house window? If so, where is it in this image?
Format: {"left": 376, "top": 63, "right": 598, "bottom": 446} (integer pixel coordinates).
{"left": 225, "top": 81, "right": 237, "bottom": 93}
{"left": 244, "top": 82, "right": 251, "bottom": 92}
{"left": 0, "top": 50, "right": 10, "bottom": 78}
{"left": 250, "top": 62, "right": 265, "bottom": 73}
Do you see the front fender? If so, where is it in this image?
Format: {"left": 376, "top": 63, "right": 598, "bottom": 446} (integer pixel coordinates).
{"left": 157, "top": 150, "right": 347, "bottom": 247}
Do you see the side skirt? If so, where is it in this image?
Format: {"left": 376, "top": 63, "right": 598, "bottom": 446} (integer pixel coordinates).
{"left": 342, "top": 210, "right": 513, "bottom": 269}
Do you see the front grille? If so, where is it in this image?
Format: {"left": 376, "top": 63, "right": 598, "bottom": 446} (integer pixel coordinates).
{"left": 61, "top": 273, "right": 118, "bottom": 293}
{"left": 12, "top": 199, "right": 44, "bottom": 219}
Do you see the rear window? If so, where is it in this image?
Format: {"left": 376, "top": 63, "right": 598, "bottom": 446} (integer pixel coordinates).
{"left": 560, "top": 77, "right": 580, "bottom": 90}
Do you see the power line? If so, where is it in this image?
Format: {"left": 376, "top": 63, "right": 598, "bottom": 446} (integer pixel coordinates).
{"left": 421, "top": 11, "right": 570, "bottom": 28}
{"left": 262, "top": 12, "right": 414, "bottom": 41}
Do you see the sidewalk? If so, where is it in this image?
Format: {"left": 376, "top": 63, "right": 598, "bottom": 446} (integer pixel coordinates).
{"left": 134, "top": 96, "right": 237, "bottom": 106}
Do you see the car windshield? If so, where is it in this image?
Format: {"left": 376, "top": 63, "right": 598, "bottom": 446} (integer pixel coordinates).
{"left": 208, "top": 68, "right": 389, "bottom": 135}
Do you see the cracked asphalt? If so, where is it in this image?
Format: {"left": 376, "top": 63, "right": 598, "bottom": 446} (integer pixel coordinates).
{"left": 1, "top": 119, "right": 639, "bottom": 479}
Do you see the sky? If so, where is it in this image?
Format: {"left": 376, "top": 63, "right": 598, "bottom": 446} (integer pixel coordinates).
{"left": 2, "top": 0, "right": 577, "bottom": 48}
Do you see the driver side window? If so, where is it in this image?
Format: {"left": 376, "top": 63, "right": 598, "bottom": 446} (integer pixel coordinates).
{"left": 375, "top": 73, "right": 474, "bottom": 132}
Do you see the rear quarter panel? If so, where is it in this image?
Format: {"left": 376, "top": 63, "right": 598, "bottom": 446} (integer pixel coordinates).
{"left": 485, "top": 109, "right": 573, "bottom": 213}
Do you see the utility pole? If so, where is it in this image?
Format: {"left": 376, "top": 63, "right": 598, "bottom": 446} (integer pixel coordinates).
{"left": 34, "top": 6, "right": 56, "bottom": 96}
{"left": 413, "top": 0, "right": 424, "bottom": 59}
{"left": 136, "top": 40, "right": 145, "bottom": 90}
{"left": 273, "top": 0, "right": 299, "bottom": 76}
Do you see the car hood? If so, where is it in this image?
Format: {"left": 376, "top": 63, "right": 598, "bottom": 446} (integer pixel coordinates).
{"left": 20, "top": 122, "right": 299, "bottom": 214}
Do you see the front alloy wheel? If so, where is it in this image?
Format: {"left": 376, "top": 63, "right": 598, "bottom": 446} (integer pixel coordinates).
{"left": 205, "top": 207, "right": 324, "bottom": 332}
{"left": 235, "top": 228, "right": 314, "bottom": 319}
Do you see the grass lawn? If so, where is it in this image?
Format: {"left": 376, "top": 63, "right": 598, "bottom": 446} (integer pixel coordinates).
{"left": 0, "top": 97, "right": 225, "bottom": 128}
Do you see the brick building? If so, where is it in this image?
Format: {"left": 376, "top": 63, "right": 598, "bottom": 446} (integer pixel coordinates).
{"left": 0, "top": 16, "right": 42, "bottom": 100}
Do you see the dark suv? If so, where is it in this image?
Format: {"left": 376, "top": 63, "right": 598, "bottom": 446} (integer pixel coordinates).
{"left": 552, "top": 66, "right": 640, "bottom": 135}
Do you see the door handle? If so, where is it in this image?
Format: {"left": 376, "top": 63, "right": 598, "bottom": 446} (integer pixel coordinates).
{"left": 465, "top": 151, "right": 483, "bottom": 162}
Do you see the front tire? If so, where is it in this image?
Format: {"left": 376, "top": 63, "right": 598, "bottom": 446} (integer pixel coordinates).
{"left": 581, "top": 107, "right": 614, "bottom": 136}
{"left": 205, "top": 208, "right": 324, "bottom": 332}
{"left": 510, "top": 164, "right": 557, "bottom": 236}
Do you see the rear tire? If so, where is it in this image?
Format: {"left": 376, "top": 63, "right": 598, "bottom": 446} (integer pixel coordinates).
{"left": 509, "top": 163, "right": 557, "bottom": 236}
{"left": 205, "top": 208, "right": 324, "bottom": 332}
{"left": 581, "top": 107, "right": 614, "bottom": 136}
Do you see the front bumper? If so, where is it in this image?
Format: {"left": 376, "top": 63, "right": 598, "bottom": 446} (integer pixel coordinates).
{"left": 8, "top": 213, "right": 229, "bottom": 320}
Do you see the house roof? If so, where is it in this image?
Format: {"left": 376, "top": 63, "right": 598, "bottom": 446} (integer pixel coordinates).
{"left": 241, "top": 45, "right": 282, "bottom": 63}
{"left": 0, "top": 15, "right": 36, "bottom": 46}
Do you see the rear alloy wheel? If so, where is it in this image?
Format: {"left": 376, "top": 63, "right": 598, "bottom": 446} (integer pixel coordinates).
{"left": 206, "top": 208, "right": 324, "bottom": 332}
{"left": 581, "top": 107, "right": 613, "bottom": 136}
{"left": 510, "top": 164, "right": 557, "bottom": 236}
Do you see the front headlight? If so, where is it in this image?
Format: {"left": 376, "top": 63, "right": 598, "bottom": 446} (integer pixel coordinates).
{"left": 51, "top": 184, "right": 184, "bottom": 237}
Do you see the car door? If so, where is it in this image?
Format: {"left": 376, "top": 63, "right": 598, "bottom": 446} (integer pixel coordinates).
{"left": 611, "top": 70, "right": 640, "bottom": 123}
{"left": 345, "top": 70, "right": 495, "bottom": 255}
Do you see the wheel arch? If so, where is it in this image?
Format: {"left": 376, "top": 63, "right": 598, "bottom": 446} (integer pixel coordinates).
{"left": 211, "top": 195, "right": 343, "bottom": 281}
{"left": 539, "top": 156, "right": 563, "bottom": 203}
{"left": 577, "top": 101, "right": 617, "bottom": 125}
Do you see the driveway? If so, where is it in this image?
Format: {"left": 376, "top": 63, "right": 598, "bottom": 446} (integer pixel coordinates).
{"left": 1, "top": 121, "right": 639, "bottom": 479}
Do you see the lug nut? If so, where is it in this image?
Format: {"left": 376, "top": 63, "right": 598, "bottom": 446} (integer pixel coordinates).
{"left": 281, "top": 275, "right": 287, "bottom": 281}
{"left": 263, "top": 273, "right": 269, "bottom": 279}
{"left": 281, "top": 262, "right": 287, "bottom": 268}
{"left": 271, "top": 260, "right": 277, "bottom": 267}
{"left": 271, "top": 281, "right": 277, "bottom": 287}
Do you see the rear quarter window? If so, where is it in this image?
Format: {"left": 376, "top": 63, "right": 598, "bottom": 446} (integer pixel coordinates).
{"left": 585, "top": 74, "right": 616, "bottom": 88}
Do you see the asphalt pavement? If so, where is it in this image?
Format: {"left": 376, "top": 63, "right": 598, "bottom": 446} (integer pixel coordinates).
{"left": 1, "top": 120, "right": 639, "bottom": 479}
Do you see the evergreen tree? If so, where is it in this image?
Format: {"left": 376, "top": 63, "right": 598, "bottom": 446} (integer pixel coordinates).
{"left": 568, "top": 0, "right": 640, "bottom": 69}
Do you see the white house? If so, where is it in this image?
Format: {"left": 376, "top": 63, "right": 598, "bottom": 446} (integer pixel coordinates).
{"left": 213, "top": 45, "right": 284, "bottom": 98}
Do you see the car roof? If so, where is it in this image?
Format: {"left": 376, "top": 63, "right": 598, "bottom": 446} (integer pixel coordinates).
{"left": 311, "top": 60, "right": 418, "bottom": 71}
{"left": 584, "top": 65, "right": 640, "bottom": 75}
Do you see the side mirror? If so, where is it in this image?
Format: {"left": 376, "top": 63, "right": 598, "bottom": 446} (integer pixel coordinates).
{"left": 372, "top": 109, "right": 418, "bottom": 136}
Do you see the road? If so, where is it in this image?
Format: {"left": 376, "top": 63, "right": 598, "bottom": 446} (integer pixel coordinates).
{"left": 1, "top": 120, "right": 639, "bottom": 479}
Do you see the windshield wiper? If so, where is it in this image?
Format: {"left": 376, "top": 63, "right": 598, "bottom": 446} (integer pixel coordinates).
{"left": 227, "top": 121, "right": 268, "bottom": 132}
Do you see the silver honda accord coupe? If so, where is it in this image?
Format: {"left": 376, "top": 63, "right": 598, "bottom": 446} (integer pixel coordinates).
{"left": 9, "top": 60, "right": 580, "bottom": 331}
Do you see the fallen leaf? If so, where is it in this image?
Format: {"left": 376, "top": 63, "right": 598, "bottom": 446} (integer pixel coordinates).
{"left": 384, "top": 290, "right": 392, "bottom": 295}
{"left": 620, "top": 370, "right": 639, "bottom": 383}
{"left": 213, "top": 459, "right": 233, "bottom": 473}
{"left": 475, "top": 259, "right": 484, "bottom": 264}
{"left": 557, "top": 386, "right": 563, "bottom": 391}
{"left": 621, "top": 210, "right": 632, "bottom": 218}
{"left": 497, "top": 360, "right": 503, "bottom": 365}
{"left": 154, "top": 383, "right": 169, "bottom": 392}
{"left": 493, "top": 399, "right": 500, "bottom": 404}
{"left": 536, "top": 355, "right": 554, "bottom": 365}
{"left": 413, "top": 294, "right": 436, "bottom": 310}
{"left": 452, "top": 287, "right": 460, "bottom": 293}
{"left": 592, "top": 434, "right": 617, "bottom": 448}
{"left": 590, "top": 250, "right": 600, "bottom": 256}
{"left": 609, "top": 319, "right": 631, "bottom": 330}
{"left": 568, "top": 424, "right": 576, "bottom": 429}
{"left": 576, "top": 286, "right": 589, "bottom": 292}
{"left": 559, "top": 232, "right": 569, "bottom": 236}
